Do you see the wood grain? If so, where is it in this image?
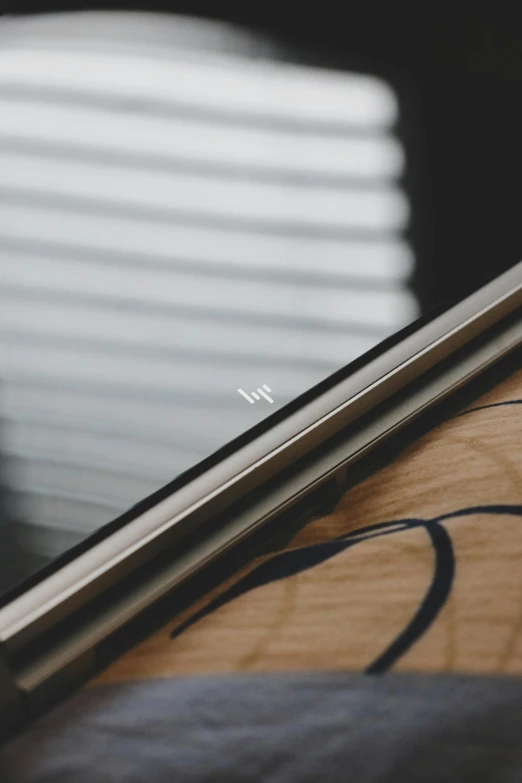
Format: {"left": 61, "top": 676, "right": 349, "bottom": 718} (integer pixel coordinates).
{"left": 95, "top": 365, "right": 522, "bottom": 684}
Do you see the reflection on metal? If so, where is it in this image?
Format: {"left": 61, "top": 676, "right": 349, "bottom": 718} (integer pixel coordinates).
{"left": 0, "top": 12, "right": 415, "bottom": 573}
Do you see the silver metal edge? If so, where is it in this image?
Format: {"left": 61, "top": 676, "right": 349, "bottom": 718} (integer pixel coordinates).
{"left": 0, "top": 261, "right": 520, "bottom": 647}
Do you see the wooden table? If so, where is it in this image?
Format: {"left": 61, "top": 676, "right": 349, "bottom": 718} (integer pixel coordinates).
{"left": 94, "top": 362, "right": 522, "bottom": 684}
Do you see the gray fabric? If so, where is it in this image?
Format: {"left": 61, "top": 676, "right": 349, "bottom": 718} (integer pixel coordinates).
{"left": 2, "top": 673, "right": 522, "bottom": 782}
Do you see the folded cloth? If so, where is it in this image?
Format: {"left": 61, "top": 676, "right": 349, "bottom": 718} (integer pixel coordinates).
{"left": 2, "top": 673, "right": 522, "bottom": 783}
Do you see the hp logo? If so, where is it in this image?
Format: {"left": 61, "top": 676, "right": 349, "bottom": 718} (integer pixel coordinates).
{"left": 238, "top": 384, "right": 274, "bottom": 404}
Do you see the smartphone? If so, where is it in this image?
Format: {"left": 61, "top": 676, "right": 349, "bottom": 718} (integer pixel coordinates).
{"left": 0, "top": 12, "right": 521, "bottom": 735}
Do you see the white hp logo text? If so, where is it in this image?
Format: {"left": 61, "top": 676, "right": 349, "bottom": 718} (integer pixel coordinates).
{"left": 237, "top": 385, "right": 274, "bottom": 404}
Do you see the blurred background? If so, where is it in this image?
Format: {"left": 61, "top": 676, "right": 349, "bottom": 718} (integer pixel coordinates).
{"left": 0, "top": 4, "right": 521, "bottom": 596}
